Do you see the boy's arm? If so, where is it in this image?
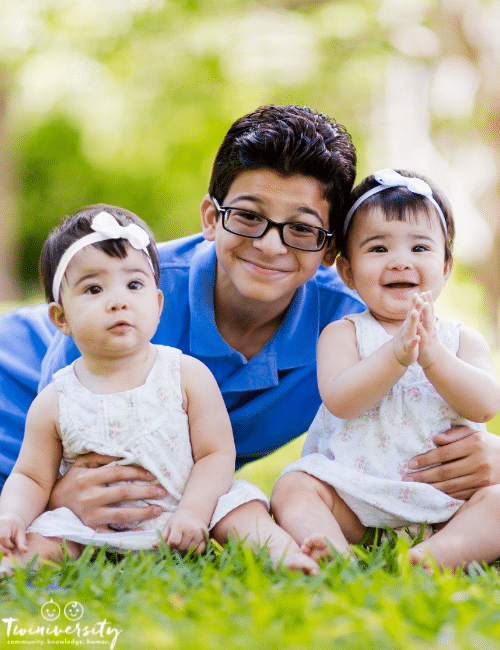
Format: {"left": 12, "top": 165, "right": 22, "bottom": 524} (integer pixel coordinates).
{"left": 421, "top": 321, "right": 500, "bottom": 423}
{"left": 317, "top": 311, "right": 419, "bottom": 419}
{"left": 0, "top": 385, "right": 62, "bottom": 548}
{"left": 156, "top": 355, "right": 236, "bottom": 553}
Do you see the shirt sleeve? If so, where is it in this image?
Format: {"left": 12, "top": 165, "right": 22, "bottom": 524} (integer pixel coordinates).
{"left": 39, "top": 330, "right": 80, "bottom": 392}
{"left": 0, "top": 304, "right": 57, "bottom": 487}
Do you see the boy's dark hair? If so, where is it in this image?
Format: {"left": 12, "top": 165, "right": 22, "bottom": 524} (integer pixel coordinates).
{"left": 338, "top": 170, "right": 455, "bottom": 261}
{"left": 208, "top": 105, "right": 357, "bottom": 234}
{"left": 40, "top": 203, "right": 160, "bottom": 303}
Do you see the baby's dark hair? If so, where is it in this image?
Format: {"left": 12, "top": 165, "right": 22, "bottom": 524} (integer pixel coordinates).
{"left": 338, "top": 170, "right": 455, "bottom": 261}
{"left": 40, "top": 203, "right": 160, "bottom": 303}
{"left": 209, "top": 104, "right": 357, "bottom": 233}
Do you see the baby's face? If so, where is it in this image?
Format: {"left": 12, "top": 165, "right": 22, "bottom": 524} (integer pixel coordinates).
{"left": 337, "top": 206, "right": 452, "bottom": 327}
{"left": 55, "top": 245, "right": 163, "bottom": 360}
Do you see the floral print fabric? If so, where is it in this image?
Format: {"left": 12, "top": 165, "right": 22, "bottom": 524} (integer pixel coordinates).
{"left": 27, "top": 345, "right": 268, "bottom": 550}
{"left": 281, "top": 311, "right": 484, "bottom": 527}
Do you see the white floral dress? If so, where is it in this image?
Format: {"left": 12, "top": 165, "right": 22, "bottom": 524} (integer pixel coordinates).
{"left": 27, "top": 345, "right": 268, "bottom": 550}
{"left": 281, "top": 311, "right": 485, "bottom": 528}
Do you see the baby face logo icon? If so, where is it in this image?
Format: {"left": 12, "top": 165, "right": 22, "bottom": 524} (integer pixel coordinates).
{"left": 40, "top": 599, "right": 60, "bottom": 621}
{"left": 64, "top": 601, "right": 84, "bottom": 621}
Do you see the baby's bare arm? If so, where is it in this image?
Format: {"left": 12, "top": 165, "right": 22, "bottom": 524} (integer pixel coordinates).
{"left": 155, "top": 355, "right": 236, "bottom": 553}
{"left": 0, "top": 386, "right": 62, "bottom": 550}
{"left": 421, "top": 318, "right": 500, "bottom": 422}
{"left": 318, "top": 310, "right": 419, "bottom": 419}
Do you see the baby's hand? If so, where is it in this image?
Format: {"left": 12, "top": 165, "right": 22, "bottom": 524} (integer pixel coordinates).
{"left": 0, "top": 513, "right": 28, "bottom": 555}
{"left": 416, "top": 291, "right": 441, "bottom": 368}
{"left": 393, "top": 295, "right": 422, "bottom": 366}
{"left": 155, "top": 508, "right": 208, "bottom": 554}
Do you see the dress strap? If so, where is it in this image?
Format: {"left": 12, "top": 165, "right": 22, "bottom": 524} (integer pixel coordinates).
{"left": 344, "top": 311, "right": 391, "bottom": 359}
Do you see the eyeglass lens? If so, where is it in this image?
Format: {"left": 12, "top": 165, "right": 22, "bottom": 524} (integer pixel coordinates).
{"left": 224, "top": 209, "right": 326, "bottom": 251}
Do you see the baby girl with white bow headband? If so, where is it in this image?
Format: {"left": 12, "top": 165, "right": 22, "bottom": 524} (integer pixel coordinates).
{"left": 272, "top": 170, "right": 500, "bottom": 572}
{"left": 0, "top": 203, "right": 273, "bottom": 573}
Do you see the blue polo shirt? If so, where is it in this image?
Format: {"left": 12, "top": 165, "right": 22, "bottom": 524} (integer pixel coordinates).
{"left": 0, "top": 234, "right": 364, "bottom": 485}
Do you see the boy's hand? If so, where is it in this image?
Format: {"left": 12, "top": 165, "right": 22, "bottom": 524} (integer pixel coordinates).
{"left": 0, "top": 513, "right": 28, "bottom": 555}
{"left": 393, "top": 296, "right": 422, "bottom": 366}
{"left": 405, "top": 427, "right": 500, "bottom": 500}
{"left": 416, "top": 291, "right": 442, "bottom": 368}
{"left": 155, "top": 508, "right": 208, "bottom": 554}
{"left": 49, "top": 453, "right": 167, "bottom": 532}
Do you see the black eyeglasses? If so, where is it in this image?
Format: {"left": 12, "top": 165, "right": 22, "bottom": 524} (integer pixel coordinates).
{"left": 212, "top": 198, "right": 332, "bottom": 252}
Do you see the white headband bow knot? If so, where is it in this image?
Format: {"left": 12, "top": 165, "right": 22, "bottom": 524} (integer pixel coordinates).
{"left": 373, "top": 169, "right": 434, "bottom": 198}
{"left": 90, "top": 211, "right": 150, "bottom": 250}
{"left": 343, "top": 169, "right": 447, "bottom": 236}
{"left": 52, "top": 211, "right": 152, "bottom": 303}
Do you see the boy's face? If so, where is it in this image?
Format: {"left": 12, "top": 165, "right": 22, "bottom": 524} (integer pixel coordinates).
{"left": 201, "top": 168, "right": 335, "bottom": 312}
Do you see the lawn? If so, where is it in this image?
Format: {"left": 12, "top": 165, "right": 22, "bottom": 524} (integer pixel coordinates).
{"left": 2, "top": 268, "right": 500, "bottom": 649}
{"left": 2, "top": 538, "right": 500, "bottom": 650}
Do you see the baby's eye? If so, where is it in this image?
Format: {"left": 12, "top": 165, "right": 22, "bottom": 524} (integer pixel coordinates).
{"left": 369, "top": 245, "right": 387, "bottom": 253}
{"left": 84, "top": 285, "right": 102, "bottom": 295}
{"left": 412, "top": 245, "right": 428, "bottom": 252}
{"left": 128, "top": 280, "right": 143, "bottom": 290}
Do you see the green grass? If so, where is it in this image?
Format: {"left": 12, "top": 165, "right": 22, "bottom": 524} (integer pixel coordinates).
{"left": 2, "top": 539, "right": 500, "bottom": 650}
{"left": 2, "top": 268, "right": 500, "bottom": 648}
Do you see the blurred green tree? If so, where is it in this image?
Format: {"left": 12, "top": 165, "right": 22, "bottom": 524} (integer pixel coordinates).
{"left": 0, "top": 0, "right": 380, "bottom": 297}
{"left": 1, "top": 0, "right": 499, "bottom": 343}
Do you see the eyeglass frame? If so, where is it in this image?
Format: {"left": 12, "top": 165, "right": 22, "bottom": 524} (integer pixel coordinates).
{"left": 212, "top": 197, "right": 333, "bottom": 252}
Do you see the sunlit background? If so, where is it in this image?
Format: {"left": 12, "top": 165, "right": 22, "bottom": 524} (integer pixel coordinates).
{"left": 1, "top": 0, "right": 499, "bottom": 491}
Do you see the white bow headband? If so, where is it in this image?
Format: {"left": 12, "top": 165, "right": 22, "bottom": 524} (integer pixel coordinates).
{"left": 52, "top": 211, "right": 153, "bottom": 303}
{"left": 343, "top": 169, "right": 448, "bottom": 236}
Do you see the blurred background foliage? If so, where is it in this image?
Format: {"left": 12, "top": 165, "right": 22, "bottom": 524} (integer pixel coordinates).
{"left": 1, "top": 0, "right": 499, "bottom": 303}
{"left": 2, "top": 0, "right": 500, "bottom": 473}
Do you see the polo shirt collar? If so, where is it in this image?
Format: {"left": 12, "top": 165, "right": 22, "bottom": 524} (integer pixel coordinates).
{"left": 188, "top": 243, "right": 320, "bottom": 386}
{"left": 189, "top": 244, "right": 235, "bottom": 359}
